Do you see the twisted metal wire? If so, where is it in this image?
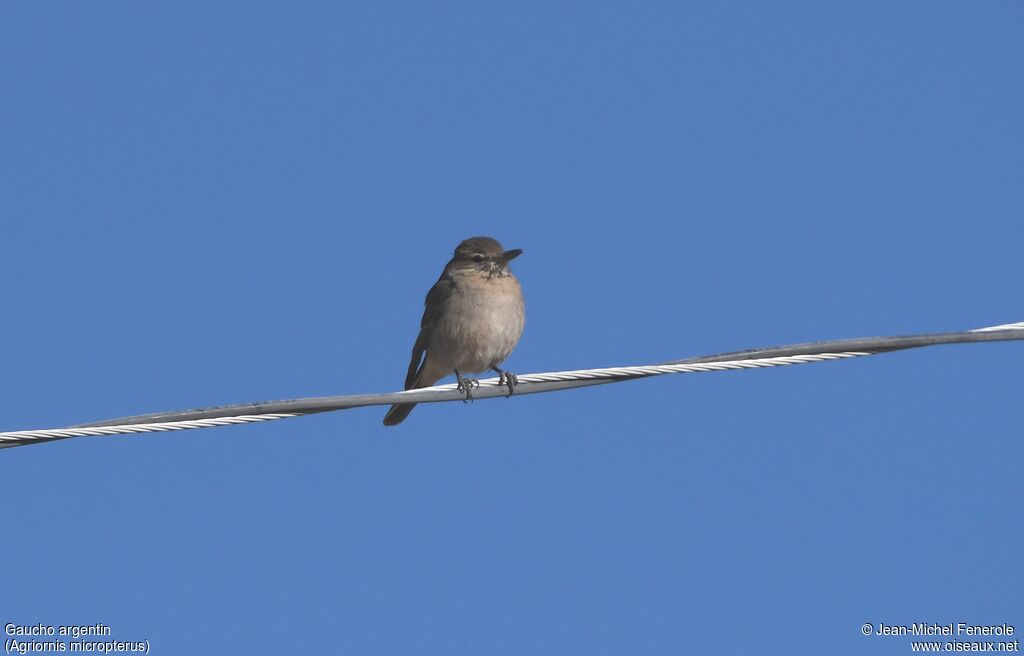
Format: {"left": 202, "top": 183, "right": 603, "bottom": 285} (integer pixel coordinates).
{"left": 2, "top": 321, "right": 1021, "bottom": 450}
{"left": 1, "top": 414, "right": 301, "bottom": 449}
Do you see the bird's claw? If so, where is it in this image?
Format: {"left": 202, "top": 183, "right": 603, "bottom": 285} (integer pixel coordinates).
{"left": 498, "top": 371, "right": 519, "bottom": 397}
{"left": 456, "top": 375, "right": 480, "bottom": 403}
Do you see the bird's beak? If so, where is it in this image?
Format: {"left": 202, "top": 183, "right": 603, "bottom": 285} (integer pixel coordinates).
{"left": 502, "top": 248, "right": 523, "bottom": 262}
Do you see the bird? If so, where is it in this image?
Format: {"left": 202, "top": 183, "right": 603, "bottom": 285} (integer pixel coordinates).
{"left": 383, "top": 236, "right": 525, "bottom": 426}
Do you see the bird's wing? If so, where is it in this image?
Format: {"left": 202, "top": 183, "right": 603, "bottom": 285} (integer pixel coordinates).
{"left": 404, "top": 274, "right": 454, "bottom": 389}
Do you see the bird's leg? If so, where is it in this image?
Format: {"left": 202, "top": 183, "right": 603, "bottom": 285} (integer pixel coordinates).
{"left": 454, "top": 368, "right": 479, "bottom": 403}
{"left": 491, "top": 366, "right": 519, "bottom": 397}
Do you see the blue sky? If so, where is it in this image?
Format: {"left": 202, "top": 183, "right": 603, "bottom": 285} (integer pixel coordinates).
{"left": 2, "top": 2, "right": 1021, "bottom": 653}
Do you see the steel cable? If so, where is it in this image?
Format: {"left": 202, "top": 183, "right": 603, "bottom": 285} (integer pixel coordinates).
{"left": 2, "top": 321, "right": 1021, "bottom": 449}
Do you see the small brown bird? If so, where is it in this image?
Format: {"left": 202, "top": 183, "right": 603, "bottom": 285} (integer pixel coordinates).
{"left": 383, "top": 237, "right": 526, "bottom": 426}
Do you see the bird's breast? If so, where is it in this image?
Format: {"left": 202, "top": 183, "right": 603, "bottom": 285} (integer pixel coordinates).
{"left": 434, "top": 274, "right": 525, "bottom": 373}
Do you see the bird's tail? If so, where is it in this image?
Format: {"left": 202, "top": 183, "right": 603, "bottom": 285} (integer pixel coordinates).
{"left": 383, "top": 402, "right": 417, "bottom": 426}
{"left": 383, "top": 367, "right": 441, "bottom": 426}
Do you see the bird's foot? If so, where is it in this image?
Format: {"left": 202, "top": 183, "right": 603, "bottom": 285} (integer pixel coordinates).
{"left": 456, "top": 374, "right": 480, "bottom": 403}
{"left": 497, "top": 371, "right": 519, "bottom": 397}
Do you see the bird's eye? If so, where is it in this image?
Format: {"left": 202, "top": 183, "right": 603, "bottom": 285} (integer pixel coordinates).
{"left": 471, "top": 254, "right": 485, "bottom": 262}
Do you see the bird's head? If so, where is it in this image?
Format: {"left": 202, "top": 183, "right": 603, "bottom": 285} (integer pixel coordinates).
{"left": 450, "top": 236, "right": 522, "bottom": 276}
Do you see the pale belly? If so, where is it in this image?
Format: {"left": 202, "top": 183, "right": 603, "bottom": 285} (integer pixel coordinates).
{"left": 432, "top": 275, "right": 525, "bottom": 374}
